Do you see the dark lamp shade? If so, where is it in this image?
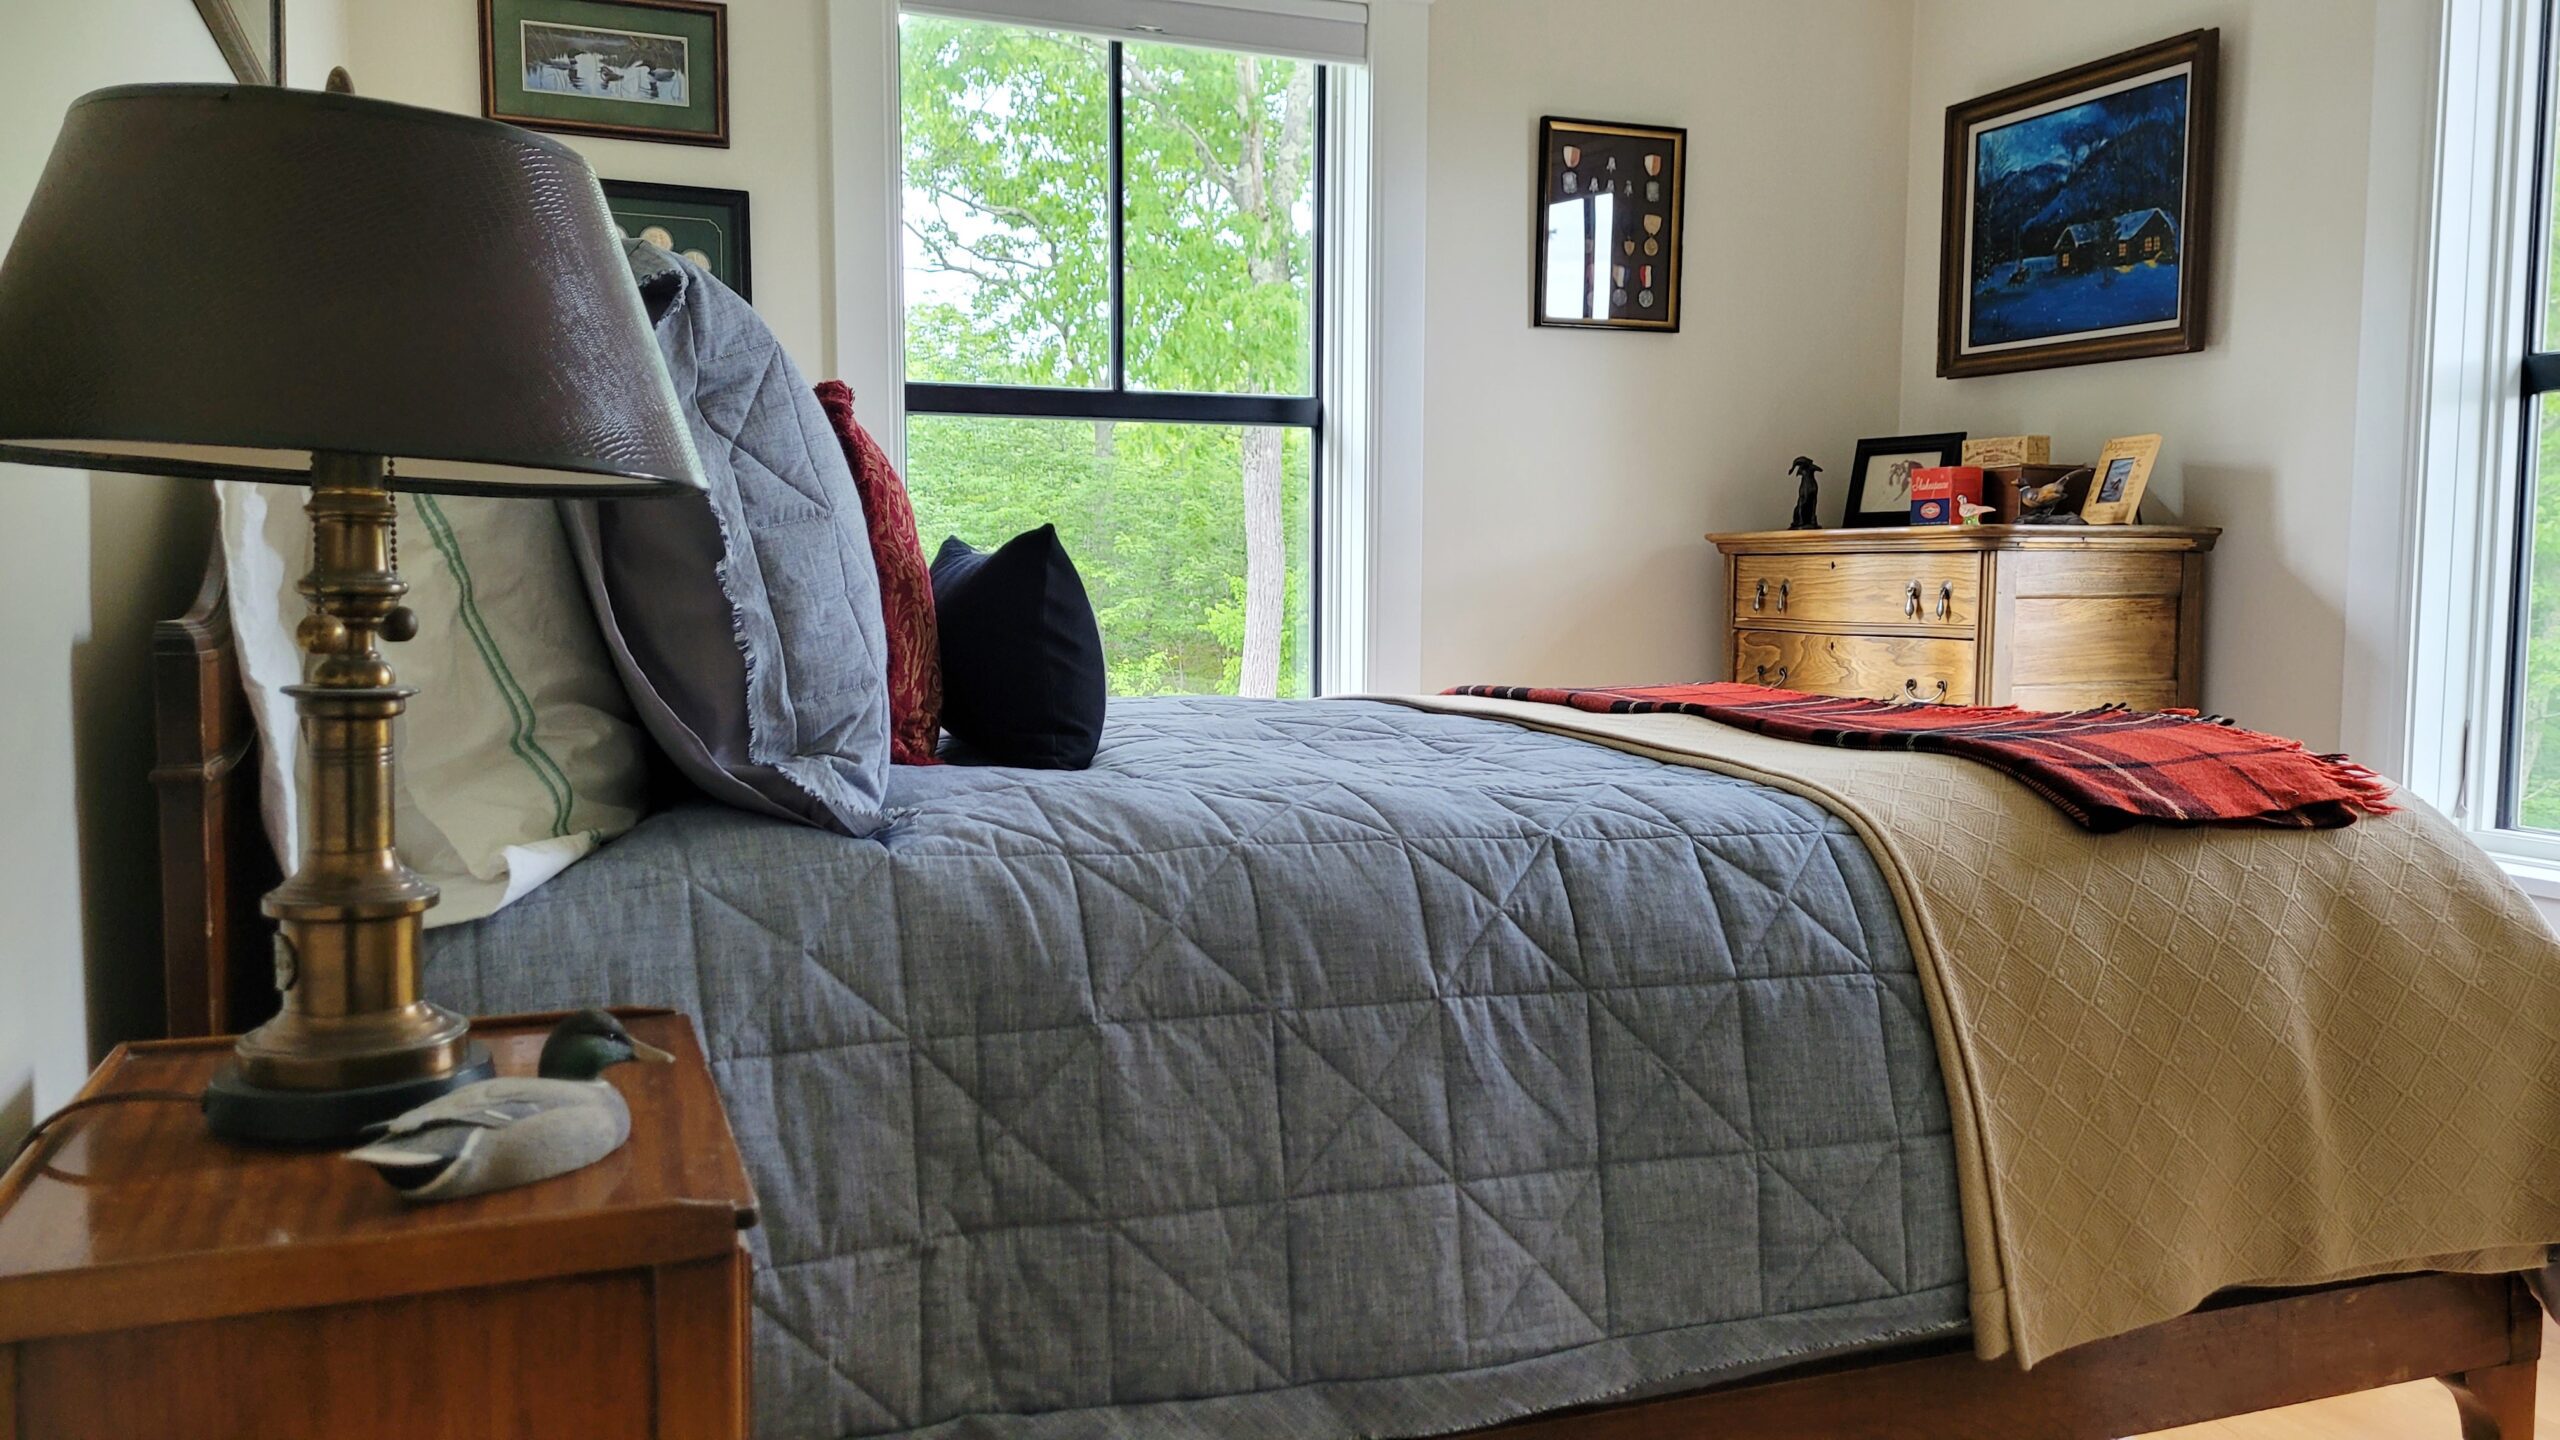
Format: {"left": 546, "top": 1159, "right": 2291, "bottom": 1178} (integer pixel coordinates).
{"left": 0, "top": 84, "right": 703, "bottom": 498}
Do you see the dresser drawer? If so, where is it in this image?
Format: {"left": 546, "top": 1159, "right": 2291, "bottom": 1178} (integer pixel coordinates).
{"left": 1733, "top": 629, "right": 1978, "bottom": 704}
{"left": 1733, "top": 552, "right": 1980, "bottom": 630}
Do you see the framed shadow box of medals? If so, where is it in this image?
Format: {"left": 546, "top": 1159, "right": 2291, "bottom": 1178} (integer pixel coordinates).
{"left": 1533, "top": 116, "right": 1687, "bottom": 332}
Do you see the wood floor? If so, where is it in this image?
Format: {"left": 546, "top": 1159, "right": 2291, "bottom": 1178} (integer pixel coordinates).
{"left": 2141, "top": 1316, "right": 2558, "bottom": 1439}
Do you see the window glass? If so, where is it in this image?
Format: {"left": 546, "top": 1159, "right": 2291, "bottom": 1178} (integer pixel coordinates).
{"left": 899, "top": 15, "right": 1112, "bottom": 387}
{"left": 2513, "top": 18, "right": 2560, "bottom": 827}
{"left": 1121, "top": 41, "right": 1318, "bottom": 396}
{"left": 905, "top": 416, "right": 1314, "bottom": 697}
{"left": 2515, "top": 399, "right": 2560, "bottom": 829}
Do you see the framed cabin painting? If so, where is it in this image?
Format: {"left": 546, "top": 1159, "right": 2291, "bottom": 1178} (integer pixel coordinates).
{"left": 1532, "top": 116, "right": 1687, "bottom": 332}
{"left": 480, "top": 0, "right": 730, "bottom": 147}
{"left": 1936, "top": 30, "right": 2218, "bottom": 378}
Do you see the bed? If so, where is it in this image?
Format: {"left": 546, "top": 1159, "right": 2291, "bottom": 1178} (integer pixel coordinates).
{"left": 152, "top": 553, "right": 2547, "bottom": 1439}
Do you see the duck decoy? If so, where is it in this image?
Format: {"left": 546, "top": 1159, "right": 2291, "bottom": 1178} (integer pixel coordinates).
{"left": 344, "top": 1009, "right": 674, "bottom": 1203}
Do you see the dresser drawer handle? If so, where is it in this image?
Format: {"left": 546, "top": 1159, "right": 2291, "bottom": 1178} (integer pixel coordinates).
{"left": 1753, "top": 577, "right": 1767, "bottom": 612}
{"left": 1902, "top": 678, "right": 1949, "bottom": 704}
{"left": 1935, "top": 580, "right": 1953, "bottom": 621}
{"left": 1777, "top": 578, "right": 1790, "bottom": 612}
{"left": 1755, "top": 664, "right": 1790, "bottom": 686}
{"left": 1904, "top": 579, "right": 1922, "bottom": 618}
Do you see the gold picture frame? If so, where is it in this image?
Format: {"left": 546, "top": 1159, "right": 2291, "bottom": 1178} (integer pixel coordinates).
{"left": 2081, "top": 434, "right": 2163, "bottom": 524}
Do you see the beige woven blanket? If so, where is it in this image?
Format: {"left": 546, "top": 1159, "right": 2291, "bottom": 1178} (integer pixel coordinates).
{"left": 1390, "top": 693, "right": 2560, "bottom": 1365}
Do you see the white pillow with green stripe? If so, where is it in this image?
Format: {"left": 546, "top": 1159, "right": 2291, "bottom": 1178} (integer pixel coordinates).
{"left": 222, "top": 482, "right": 648, "bottom": 927}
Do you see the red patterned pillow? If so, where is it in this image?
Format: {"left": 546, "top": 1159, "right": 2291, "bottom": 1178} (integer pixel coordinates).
{"left": 815, "top": 381, "right": 942, "bottom": 764}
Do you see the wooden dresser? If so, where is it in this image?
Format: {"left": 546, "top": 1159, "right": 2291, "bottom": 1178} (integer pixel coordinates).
{"left": 1707, "top": 525, "right": 2218, "bottom": 710}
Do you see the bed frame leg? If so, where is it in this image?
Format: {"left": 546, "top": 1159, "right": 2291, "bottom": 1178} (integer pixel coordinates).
{"left": 2442, "top": 1359, "right": 2536, "bottom": 1440}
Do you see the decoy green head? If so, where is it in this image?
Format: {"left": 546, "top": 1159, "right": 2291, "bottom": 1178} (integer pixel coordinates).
{"left": 538, "top": 1009, "right": 677, "bottom": 1081}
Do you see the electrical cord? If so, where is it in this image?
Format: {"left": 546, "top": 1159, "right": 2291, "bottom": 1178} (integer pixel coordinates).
{"left": 7, "top": 1090, "right": 203, "bottom": 1169}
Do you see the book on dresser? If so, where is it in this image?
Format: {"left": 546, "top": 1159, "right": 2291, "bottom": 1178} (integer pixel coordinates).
{"left": 1706, "top": 525, "right": 2219, "bottom": 710}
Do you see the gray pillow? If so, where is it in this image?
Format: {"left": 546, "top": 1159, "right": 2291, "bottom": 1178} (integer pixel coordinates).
{"left": 559, "top": 241, "right": 893, "bottom": 836}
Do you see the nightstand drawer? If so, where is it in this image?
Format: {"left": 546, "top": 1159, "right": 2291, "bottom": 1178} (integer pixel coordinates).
{"left": 1733, "top": 552, "right": 1980, "bottom": 630}
{"left": 1734, "top": 629, "right": 1978, "bottom": 704}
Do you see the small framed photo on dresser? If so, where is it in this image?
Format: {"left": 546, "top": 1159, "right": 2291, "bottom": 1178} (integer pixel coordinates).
{"left": 2081, "top": 433, "right": 2162, "bottom": 524}
{"left": 1532, "top": 116, "right": 1686, "bottom": 332}
{"left": 1844, "top": 433, "right": 1966, "bottom": 527}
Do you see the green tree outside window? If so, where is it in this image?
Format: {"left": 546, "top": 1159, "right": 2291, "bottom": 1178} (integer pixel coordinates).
{"left": 900, "top": 18, "right": 1318, "bottom": 699}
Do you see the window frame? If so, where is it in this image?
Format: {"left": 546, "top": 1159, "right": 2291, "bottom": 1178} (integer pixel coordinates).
{"left": 2375, "top": 0, "right": 2560, "bottom": 881}
{"left": 2504, "top": 2, "right": 2560, "bottom": 831}
{"left": 898, "top": 22, "right": 1333, "bottom": 689}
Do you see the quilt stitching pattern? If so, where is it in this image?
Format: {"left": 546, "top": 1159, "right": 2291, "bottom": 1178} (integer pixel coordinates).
{"left": 429, "top": 698, "right": 1966, "bottom": 1438}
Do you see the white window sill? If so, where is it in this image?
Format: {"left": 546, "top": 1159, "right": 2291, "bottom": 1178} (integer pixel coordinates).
{"left": 2499, "top": 854, "right": 2560, "bottom": 899}
{"left": 2494, "top": 855, "right": 2560, "bottom": 931}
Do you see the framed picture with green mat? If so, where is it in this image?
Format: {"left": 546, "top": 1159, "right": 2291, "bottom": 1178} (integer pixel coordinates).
{"left": 479, "top": 0, "right": 728, "bottom": 147}
{"left": 602, "top": 179, "right": 751, "bottom": 299}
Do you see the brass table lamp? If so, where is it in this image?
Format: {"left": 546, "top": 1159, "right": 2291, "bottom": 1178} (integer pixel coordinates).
{"left": 0, "top": 83, "right": 705, "bottom": 1142}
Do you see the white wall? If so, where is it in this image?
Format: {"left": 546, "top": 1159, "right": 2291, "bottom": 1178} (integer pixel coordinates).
{"left": 287, "top": 0, "right": 354, "bottom": 88}
{"left": 1897, "top": 0, "right": 2384, "bottom": 749}
{"left": 0, "top": 4, "right": 238, "bottom": 1148}
{"left": 345, "top": 0, "right": 840, "bottom": 374}
{"left": 1417, "top": 0, "right": 1916, "bottom": 689}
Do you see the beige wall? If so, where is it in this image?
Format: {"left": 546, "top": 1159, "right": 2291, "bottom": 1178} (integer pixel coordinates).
{"left": 344, "top": 0, "right": 839, "bottom": 373}
{"left": 1417, "top": 0, "right": 1916, "bottom": 689}
{"left": 1896, "top": 0, "right": 2383, "bottom": 748}
{"left": 0, "top": 4, "right": 239, "bottom": 1147}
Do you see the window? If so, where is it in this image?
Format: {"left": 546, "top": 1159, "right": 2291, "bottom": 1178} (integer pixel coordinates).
{"left": 898, "top": 13, "right": 1325, "bottom": 698}
{"left": 2517, "top": 9, "right": 2560, "bottom": 830}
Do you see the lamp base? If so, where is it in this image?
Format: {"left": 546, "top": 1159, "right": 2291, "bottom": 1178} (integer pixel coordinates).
{"left": 203, "top": 1043, "right": 495, "bottom": 1146}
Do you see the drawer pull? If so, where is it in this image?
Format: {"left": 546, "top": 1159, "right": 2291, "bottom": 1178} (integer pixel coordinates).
{"left": 1755, "top": 664, "right": 1790, "bottom": 686}
{"left": 1902, "top": 678, "right": 1949, "bottom": 704}
{"left": 1904, "top": 579, "right": 1922, "bottom": 617}
{"left": 1753, "top": 577, "right": 1767, "bottom": 612}
{"left": 1935, "top": 580, "right": 1953, "bottom": 621}
{"left": 1777, "top": 578, "right": 1790, "bottom": 612}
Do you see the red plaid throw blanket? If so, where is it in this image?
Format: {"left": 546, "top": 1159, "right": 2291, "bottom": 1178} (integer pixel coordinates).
{"left": 1447, "top": 684, "right": 2397, "bottom": 831}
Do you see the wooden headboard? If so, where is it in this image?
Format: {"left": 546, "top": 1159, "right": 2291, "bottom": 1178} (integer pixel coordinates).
{"left": 151, "top": 541, "right": 280, "bottom": 1039}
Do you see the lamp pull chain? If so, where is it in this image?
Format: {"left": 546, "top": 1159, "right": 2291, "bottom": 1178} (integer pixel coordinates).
{"left": 383, "top": 497, "right": 418, "bottom": 643}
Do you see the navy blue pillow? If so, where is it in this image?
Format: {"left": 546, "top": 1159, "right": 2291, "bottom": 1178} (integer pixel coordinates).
{"left": 930, "top": 525, "right": 1106, "bottom": 769}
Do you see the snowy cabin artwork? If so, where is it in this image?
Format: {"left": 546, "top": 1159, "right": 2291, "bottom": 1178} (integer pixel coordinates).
{"left": 2053, "top": 208, "right": 2179, "bottom": 275}
{"left": 1937, "top": 31, "right": 2217, "bottom": 377}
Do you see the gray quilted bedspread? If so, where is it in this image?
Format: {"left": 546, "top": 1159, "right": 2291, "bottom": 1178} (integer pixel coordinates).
{"left": 426, "top": 697, "right": 1967, "bottom": 1439}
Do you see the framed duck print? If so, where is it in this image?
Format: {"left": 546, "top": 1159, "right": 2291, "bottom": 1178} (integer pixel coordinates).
{"left": 1937, "top": 30, "right": 2217, "bottom": 377}
{"left": 480, "top": 0, "right": 730, "bottom": 148}
{"left": 1533, "top": 116, "right": 1686, "bottom": 332}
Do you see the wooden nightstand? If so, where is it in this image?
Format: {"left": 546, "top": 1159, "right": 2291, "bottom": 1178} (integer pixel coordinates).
{"left": 0, "top": 1009, "right": 756, "bottom": 1440}
{"left": 1707, "top": 525, "right": 2219, "bottom": 710}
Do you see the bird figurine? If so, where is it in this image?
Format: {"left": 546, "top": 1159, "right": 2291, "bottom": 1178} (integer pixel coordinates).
{"left": 1786, "top": 456, "right": 1824, "bottom": 530}
{"left": 344, "top": 1009, "right": 674, "bottom": 1203}
{"left": 2016, "top": 467, "right": 2089, "bottom": 525}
